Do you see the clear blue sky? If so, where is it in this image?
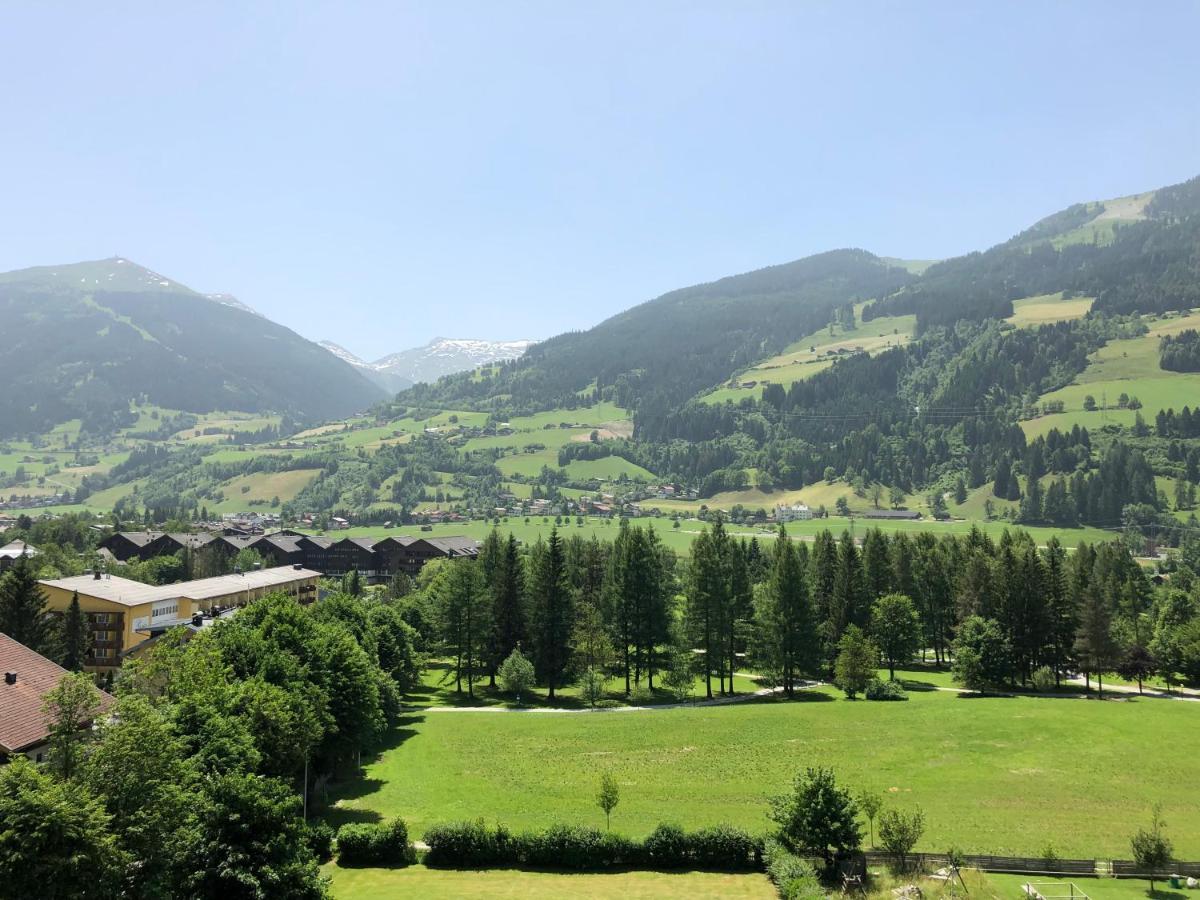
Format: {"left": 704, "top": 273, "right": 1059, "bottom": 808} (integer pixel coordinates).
{"left": 3, "top": 2, "right": 1197, "bottom": 359}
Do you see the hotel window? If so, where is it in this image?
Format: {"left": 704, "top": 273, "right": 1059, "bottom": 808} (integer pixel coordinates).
{"left": 93, "top": 647, "right": 114, "bottom": 659}
{"left": 94, "top": 630, "right": 116, "bottom": 643}
{"left": 92, "top": 613, "right": 112, "bottom": 624}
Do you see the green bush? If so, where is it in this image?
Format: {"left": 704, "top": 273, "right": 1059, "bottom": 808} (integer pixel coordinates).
{"left": 520, "top": 823, "right": 637, "bottom": 869}
{"left": 865, "top": 677, "right": 908, "bottom": 701}
{"left": 764, "top": 839, "right": 824, "bottom": 900}
{"left": 336, "top": 818, "right": 415, "bottom": 866}
{"left": 304, "top": 820, "right": 336, "bottom": 863}
{"left": 423, "top": 819, "right": 756, "bottom": 871}
{"left": 423, "top": 818, "right": 517, "bottom": 867}
{"left": 642, "top": 823, "right": 689, "bottom": 866}
{"left": 1031, "top": 666, "right": 1056, "bottom": 692}
{"left": 686, "top": 824, "right": 760, "bottom": 870}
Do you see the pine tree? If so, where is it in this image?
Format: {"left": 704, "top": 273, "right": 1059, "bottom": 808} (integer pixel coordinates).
{"left": 755, "top": 526, "right": 818, "bottom": 696}
{"left": 61, "top": 591, "right": 90, "bottom": 672}
{"left": 1074, "top": 581, "right": 1117, "bottom": 698}
{"left": 687, "top": 519, "right": 729, "bottom": 699}
{"left": 0, "top": 556, "right": 57, "bottom": 656}
{"left": 530, "top": 529, "right": 571, "bottom": 699}
{"left": 485, "top": 532, "right": 526, "bottom": 686}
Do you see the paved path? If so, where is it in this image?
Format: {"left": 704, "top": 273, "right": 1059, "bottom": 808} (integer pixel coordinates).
{"left": 1063, "top": 677, "right": 1200, "bottom": 702}
{"left": 402, "top": 681, "right": 827, "bottom": 715}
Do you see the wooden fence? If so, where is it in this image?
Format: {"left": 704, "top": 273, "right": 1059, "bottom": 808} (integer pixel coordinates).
{"left": 858, "top": 851, "right": 1200, "bottom": 879}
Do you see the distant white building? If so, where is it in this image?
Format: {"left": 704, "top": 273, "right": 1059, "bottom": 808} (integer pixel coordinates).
{"left": 775, "top": 503, "right": 812, "bottom": 522}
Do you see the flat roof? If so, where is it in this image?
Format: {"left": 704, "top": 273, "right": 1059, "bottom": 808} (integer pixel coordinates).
{"left": 40, "top": 565, "right": 321, "bottom": 608}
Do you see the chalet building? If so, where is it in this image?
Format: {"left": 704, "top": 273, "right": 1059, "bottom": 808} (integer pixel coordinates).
{"left": 0, "top": 632, "right": 113, "bottom": 762}
{"left": 38, "top": 566, "right": 320, "bottom": 670}
{"left": 0, "top": 540, "right": 38, "bottom": 572}
{"left": 95, "top": 530, "right": 480, "bottom": 584}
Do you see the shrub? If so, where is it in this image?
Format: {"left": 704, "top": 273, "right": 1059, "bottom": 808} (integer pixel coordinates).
{"left": 643, "top": 823, "right": 689, "bottom": 867}
{"left": 1031, "top": 666, "right": 1056, "bottom": 692}
{"left": 764, "top": 839, "right": 824, "bottom": 900}
{"left": 687, "top": 824, "right": 760, "bottom": 870}
{"left": 865, "top": 678, "right": 908, "bottom": 701}
{"left": 520, "top": 823, "right": 636, "bottom": 869}
{"left": 336, "top": 818, "right": 415, "bottom": 866}
{"left": 423, "top": 819, "right": 517, "bottom": 867}
{"left": 303, "top": 820, "right": 335, "bottom": 863}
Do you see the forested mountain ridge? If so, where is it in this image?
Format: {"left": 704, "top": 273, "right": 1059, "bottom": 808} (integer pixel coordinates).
{"left": 0, "top": 257, "right": 386, "bottom": 437}
{"left": 392, "top": 249, "right": 917, "bottom": 420}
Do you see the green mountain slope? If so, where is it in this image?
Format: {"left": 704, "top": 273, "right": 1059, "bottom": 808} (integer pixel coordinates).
{"left": 396, "top": 248, "right": 916, "bottom": 432}
{"left": 0, "top": 257, "right": 386, "bottom": 436}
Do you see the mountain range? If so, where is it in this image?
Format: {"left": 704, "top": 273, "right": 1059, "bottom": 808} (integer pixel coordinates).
{"left": 0, "top": 258, "right": 387, "bottom": 436}
{"left": 318, "top": 337, "right": 536, "bottom": 393}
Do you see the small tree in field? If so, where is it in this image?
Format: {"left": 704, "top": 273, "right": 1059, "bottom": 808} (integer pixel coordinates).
{"left": 769, "top": 767, "right": 862, "bottom": 870}
{"left": 835, "top": 625, "right": 877, "bottom": 699}
{"left": 597, "top": 771, "right": 619, "bottom": 829}
{"left": 661, "top": 640, "right": 695, "bottom": 703}
{"left": 878, "top": 806, "right": 925, "bottom": 872}
{"left": 498, "top": 647, "right": 535, "bottom": 706}
{"left": 870, "top": 593, "right": 920, "bottom": 681}
{"left": 1130, "top": 805, "right": 1172, "bottom": 892}
{"left": 857, "top": 790, "right": 884, "bottom": 848}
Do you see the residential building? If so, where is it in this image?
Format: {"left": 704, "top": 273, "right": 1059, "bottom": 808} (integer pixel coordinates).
{"left": 0, "top": 632, "right": 113, "bottom": 762}
{"left": 0, "top": 540, "right": 38, "bottom": 572}
{"left": 775, "top": 503, "right": 813, "bottom": 522}
{"left": 38, "top": 566, "right": 320, "bottom": 670}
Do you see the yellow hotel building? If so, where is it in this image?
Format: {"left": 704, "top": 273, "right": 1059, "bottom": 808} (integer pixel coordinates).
{"left": 39, "top": 565, "right": 320, "bottom": 669}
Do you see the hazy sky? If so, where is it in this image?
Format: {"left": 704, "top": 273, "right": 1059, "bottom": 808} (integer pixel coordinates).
{"left": 3, "top": 2, "right": 1198, "bottom": 359}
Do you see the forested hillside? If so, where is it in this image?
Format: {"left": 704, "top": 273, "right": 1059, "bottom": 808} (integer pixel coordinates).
{"left": 0, "top": 258, "right": 385, "bottom": 437}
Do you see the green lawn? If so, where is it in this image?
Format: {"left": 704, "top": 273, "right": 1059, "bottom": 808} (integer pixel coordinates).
{"left": 325, "top": 864, "right": 775, "bottom": 899}
{"left": 325, "top": 684, "right": 1200, "bottom": 858}
{"left": 986, "top": 875, "right": 1179, "bottom": 900}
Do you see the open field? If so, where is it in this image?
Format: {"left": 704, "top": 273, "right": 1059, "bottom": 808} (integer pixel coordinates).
{"left": 209, "top": 468, "right": 321, "bottom": 513}
{"left": 325, "top": 865, "right": 775, "bottom": 899}
{"left": 698, "top": 306, "right": 916, "bottom": 404}
{"left": 1006, "top": 292, "right": 1095, "bottom": 326}
{"left": 1022, "top": 310, "right": 1200, "bottom": 439}
{"left": 325, "top": 675, "right": 1200, "bottom": 858}
{"left": 306, "top": 515, "right": 1113, "bottom": 556}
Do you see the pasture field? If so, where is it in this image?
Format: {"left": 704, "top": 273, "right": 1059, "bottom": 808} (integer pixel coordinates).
{"left": 208, "top": 468, "right": 321, "bottom": 513}
{"left": 1022, "top": 309, "right": 1200, "bottom": 439}
{"left": 310, "top": 515, "right": 1113, "bottom": 555}
{"left": 325, "top": 865, "right": 775, "bottom": 899}
{"left": 1006, "top": 292, "right": 1094, "bottom": 326}
{"left": 698, "top": 306, "right": 916, "bottom": 405}
{"left": 325, "top": 675, "right": 1200, "bottom": 858}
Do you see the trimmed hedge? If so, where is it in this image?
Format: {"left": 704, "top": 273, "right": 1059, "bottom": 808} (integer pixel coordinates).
{"left": 336, "top": 818, "right": 415, "bottom": 866}
{"left": 423, "top": 819, "right": 758, "bottom": 871}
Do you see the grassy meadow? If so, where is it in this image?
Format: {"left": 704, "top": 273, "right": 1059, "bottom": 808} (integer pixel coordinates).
{"left": 325, "top": 865, "right": 775, "bottom": 899}
{"left": 324, "top": 673, "right": 1200, "bottom": 859}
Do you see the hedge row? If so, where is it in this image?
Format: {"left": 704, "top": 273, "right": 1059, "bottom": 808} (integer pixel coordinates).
{"left": 423, "top": 820, "right": 760, "bottom": 871}
{"left": 336, "top": 818, "right": 416, "bottom": 866}
{"left": 763, "top": 839, "right": 824, "bottom": 900}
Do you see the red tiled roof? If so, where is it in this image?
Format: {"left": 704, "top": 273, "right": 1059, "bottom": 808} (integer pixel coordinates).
{"left": 0, "top": 632, "right": 112, "bottom": 753}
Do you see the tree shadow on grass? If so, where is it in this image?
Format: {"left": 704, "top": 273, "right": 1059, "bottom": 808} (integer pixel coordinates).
{"left": 898, "top": 679, "right": 939, "bottom": 692}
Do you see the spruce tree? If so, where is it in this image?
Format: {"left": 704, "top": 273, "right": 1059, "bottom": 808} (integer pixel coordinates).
{"left": 0, "top": 556, "right": 56, "bottom": 656}
{"left": 61, "top": 591, "right": 90, "bottom": 672}
{"left": 530, "top": 528, "right": 571, "bottom": 699}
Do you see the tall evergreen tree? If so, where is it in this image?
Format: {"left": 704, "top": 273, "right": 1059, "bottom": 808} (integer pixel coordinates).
{"left": 1075, "top": 580, "right": 1118, "bottom": 698}
{"left": 485, "top": 533, "right": 526, "bottom": 686}
{"left": 61, "top": 591, "right": 90, "bottom": 672}
{"left": 530, "top": 529, "right": 571, "bottom": 699}
{"left": 755, "top": 527, "right": 818, "bottom": 696}
{"left": 0, "top": 556, "right": 56, "bottom": 656}
{"left": 687, "top": 519, "right": 729, "bottom": 699}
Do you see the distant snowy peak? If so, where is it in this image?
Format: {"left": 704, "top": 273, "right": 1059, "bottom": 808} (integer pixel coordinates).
{"left": 318, "top": 337, "right": 536, "bottom": 390}
{"left": 318, "top": 340, "right": 370, "bottom": 368}
{"left": 205, "top": 293, "right": 261, "bottom": 317}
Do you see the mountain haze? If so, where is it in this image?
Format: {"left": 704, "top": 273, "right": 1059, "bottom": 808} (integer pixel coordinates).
{"left": 319, "top": 337, "right": 536, "bottom": 391}
{"left": 0, "top": 257, "right": 386, "bottom": 436}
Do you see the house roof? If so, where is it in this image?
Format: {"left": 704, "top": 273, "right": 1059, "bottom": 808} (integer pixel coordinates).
{"left": 422, "top": 536, "right": 480, "bottom": 555}
{"left": 0, "top": 632, "right": 113, "bottom": 753}
{"left": 39, "top": 566, "right": 321, "bottom": 608}
{"left": 0, "top": 540, "right": 37, "bottom": 560}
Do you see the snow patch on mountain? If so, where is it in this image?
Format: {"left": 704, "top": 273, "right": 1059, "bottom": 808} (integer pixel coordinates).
{"left": 318, "top": 337, "right": 536, "bottom": 388}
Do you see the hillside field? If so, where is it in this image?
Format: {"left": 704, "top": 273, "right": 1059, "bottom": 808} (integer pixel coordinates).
{"left": 325, "top": 675, "right": 1200, "bottom": 859}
